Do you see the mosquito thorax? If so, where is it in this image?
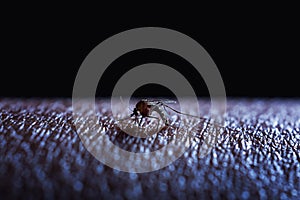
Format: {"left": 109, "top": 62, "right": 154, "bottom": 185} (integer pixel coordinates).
{"left": 135, "top": 100, "right": 151, "bottom": 116}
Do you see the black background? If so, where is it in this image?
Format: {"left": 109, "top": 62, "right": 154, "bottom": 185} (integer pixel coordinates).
{"left": 1, "top": 3, "right": 299, "bottom": 98}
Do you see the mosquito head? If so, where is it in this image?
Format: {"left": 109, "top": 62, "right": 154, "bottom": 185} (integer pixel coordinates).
{"left": 134, "top": 100, "right": 151, "bottom": 117}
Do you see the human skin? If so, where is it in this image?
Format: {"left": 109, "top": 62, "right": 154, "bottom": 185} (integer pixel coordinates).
{"left": 0, "top": 98, "right": 299, "bottom": 199}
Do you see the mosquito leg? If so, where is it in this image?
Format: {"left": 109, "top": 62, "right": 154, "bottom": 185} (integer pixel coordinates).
{"left": 148, "top": 104, "right": 170, "bottom": 126}
{"left": 162, "top": 103, "right": 225, "bottom": 126}
{"left": 134, "top": 116, "right": 139, "bottom": 125}
{"left": 147, "top": 115, "right": 160, "bottom": 121}
{"left": 138, "top": 117, "right": 144, "bottom": 126}
{"left": 141, "top": 115, "right": 162, "bottom": 127}
{"left": 146, "top": 115, "right": 161, "bottom": 131}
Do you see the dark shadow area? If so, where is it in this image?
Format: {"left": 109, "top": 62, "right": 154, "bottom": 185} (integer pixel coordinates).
{"left": 1, "top": 5, "right": 299, "bottom": 98}
{"left": 96, "top": 49, "right": 209, "bottom": 98}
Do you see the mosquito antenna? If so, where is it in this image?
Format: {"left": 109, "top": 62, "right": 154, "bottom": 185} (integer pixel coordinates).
{"left": 120, "top": 96, "right": 125, "bottom": 105}
{"left": 119, "top": 96, "right": 133, "bottom": 113}
{"left": 128, "top": 106, "right": 133, "bottom": 112}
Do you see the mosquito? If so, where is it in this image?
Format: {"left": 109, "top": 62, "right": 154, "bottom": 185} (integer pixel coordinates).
{"left": 117, "top": 99, "right": 224, "bottom": 129}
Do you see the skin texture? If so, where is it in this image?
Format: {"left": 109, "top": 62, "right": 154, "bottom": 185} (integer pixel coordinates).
{"left": 0, "top": 98, "right": 299, "bottom": 199}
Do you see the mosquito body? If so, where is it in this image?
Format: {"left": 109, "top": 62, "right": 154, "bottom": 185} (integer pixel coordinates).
{"left": 121, "top": 99, "right": 212, "bottom": 127}
{"left": 131, "top": 99, "right": 174, "bottom": 126}
{"left": 116, "top": 98, "right": 232, "bottom": 136}
{"left": 117, "top": 99, "right": 240, "bottom": 141}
